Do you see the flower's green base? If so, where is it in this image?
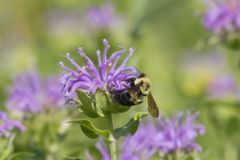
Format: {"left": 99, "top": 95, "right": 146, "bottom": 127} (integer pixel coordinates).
{"left": 76, "top": 90, "right": 130, "bottom": 118}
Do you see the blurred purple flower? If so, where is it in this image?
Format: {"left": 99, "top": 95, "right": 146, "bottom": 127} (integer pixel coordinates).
{"left": 85, "top": 112, "right": 205, "bottom": 159}
{"left": 206, "top": 74, "right": 238, "bottom": 99}
{"left": 60, "top": 39, "right": 140, "bottom": 98}
{"left": 180, "top": 51, "right": 230, "bottom": 97}
{"left": 203, "top": 0, "right": 240, "bottom": 33}
{"left": 121, "top": 124, "right": 156, "bottom": 160}
{"left": 129, "top": 112, "right": 205, "bottom": 157}
{"left": 86, "top": 3, "right": 119, "bottom": 30}
{"left": 85, "top": 135, "right": 154, "bottom": 160}
{"left": 0, "top": 111, "right": 25, "bottom": 137}
{"left": 7, "top": 71, "right": 65, "bottom": 114}
{"left": 181, "top": 51, "right": 228, "bottom": 73}
{"left": 151, "top": 112, "right": 205, "bottom": 155}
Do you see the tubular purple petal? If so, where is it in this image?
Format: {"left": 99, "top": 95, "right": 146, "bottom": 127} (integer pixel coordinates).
{"left": 78, "top": 48, "right": 101, "bottom": 80}
{"left": 59, "top": 62, "right": 79, "bottom": 76}
{"left": 102, "top": 39, "right": 110, "bottom": 63}
{"left": 96, "top": 50, "right": 102, "bottom": 67}
{"left": 113, "top": 48, "right": 135, "bottom": 77}
{"left": 107, "top": 49, "right": 126, "bottom": 67}
{"left": 66, "top": 53, "right": 82, "bottom": 70}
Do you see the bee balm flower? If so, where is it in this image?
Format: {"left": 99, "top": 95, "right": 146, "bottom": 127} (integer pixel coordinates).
{"left": 85, "top": 135, "right": 155, "bottom": 160}
{"left": 60, "top": 39, "right": 140, "bottom": 99}
{"left": 206, "top": 74, "right": 238, "bottom": 100}
{"left": 60, "top": 39, "right": 140, "bottom": 117}
{"left": 86, "top": 3, "right": 119, "bottom": 31}
{"left": 84, "top": 112, "right": 205, "bottom": 159}
{"left": 150, "top": 112, "right": 205, "bottom": 156}
{"left": 202, "top": 0, "right": 240, "bottom": 48}
{"left": 203, "top": 0, "right": 240, "bottom": 33}
{"left": 122, "top": 112, "right": 205, "bottom": 158}
{"left": 7, "top": 71, "right": 64, "bottom": 114}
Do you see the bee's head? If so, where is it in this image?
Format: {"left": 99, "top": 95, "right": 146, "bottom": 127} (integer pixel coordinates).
{"left": 134, "top": 74, "right": 151, "bottom": 96}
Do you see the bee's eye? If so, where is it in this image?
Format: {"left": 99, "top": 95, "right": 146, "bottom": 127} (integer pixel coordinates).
{"left": 128, "top": 78, "right": 136, "bottom": 87}
{"left": 127, "top": 78, "right": 136, "bottom": 82}
{"left": 131, "top": 78, "right": 136, "bottom": 82}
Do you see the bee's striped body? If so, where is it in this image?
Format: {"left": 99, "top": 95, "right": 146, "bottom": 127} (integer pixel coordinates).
{"left": 111, "top": 86, "right": 143, "bottom": 106}
{"left": 110, "top": 73, "right": 159, "bottom": 117}
{"left": 111, "top": 90, "right": 137, "bottom": 106}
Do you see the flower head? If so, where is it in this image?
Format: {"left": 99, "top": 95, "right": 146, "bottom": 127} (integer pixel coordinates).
{"left": 86, "top": 3, "right": 119, "bottom": 30}
{"left": 121, "top": 124, "right": 156, "bottom": 160}
{"left": 206, "top": 74, "right": 238, "bottom": 99}
{"left": 151, "top": 112, "right": 205, "bottom": 155}
{"left": 203, "top": 0, "right": 240, "bottom": 33}
{"left": 7, "top": 71, "right": 65, "bottom": 114}
{"left": 0, "top": 111, "right": 25, "bottom": 137}
{"left": 84, "top": 112, "right": 205, "bottom": 159}
{"left": 85, "top": 135, "right": 155, "bottom": 160}
{"left": 60, "top": 39, "right": 140, "bottom": 99}
{"left": 126, "top": 112, "right": 205, "bottom": 158}
{"left": 180, "top": 51, "right": 229, "bottom": 97}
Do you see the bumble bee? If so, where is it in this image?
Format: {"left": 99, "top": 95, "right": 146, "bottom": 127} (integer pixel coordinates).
{"left": 111, "top": 73, "right": 159, "bottom": 117}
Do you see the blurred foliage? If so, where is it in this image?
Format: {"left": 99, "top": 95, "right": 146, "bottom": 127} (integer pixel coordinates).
{"left": 0, "top": 0, "right": 240, "bottom": 160}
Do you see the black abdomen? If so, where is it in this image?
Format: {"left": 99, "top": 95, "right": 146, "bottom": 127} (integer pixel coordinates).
{"left": 112, "top": 90, "right": 136, "bottom": 106}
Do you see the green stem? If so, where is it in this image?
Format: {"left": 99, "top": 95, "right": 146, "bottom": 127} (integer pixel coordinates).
{"left": 106, "top": 113, "right": 117, "bottom": 160}
{"left": 171, "top": 151, "right": 178, "bottom": 160}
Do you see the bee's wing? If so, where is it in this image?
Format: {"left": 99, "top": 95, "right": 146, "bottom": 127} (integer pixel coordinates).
{"left": 147, "top": 92, "right": 159, "bottom": 117}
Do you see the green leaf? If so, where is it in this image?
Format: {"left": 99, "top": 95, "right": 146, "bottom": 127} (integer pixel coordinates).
{"left": 68, "top": 119, "right": 111, "bottom": 140}
{"left": 8, "top": 152, "right": 35, "bottom": 160}
{"left": 95, "top": 89, "right": 110, "bottom": 113}
{"left": 114, "top": 112, "right": 149, "bottom": 139}
{"left": 77, "top": 90, "right": 131, "bottom": 116}
{"left": 76, "top": 90, "right": 100, "bottom": 118}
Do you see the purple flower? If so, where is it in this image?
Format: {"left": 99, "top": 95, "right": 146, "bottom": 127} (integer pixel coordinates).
{"left": 86, "top": 3, "right": 119, "bottom": 30}
{"left": 180, "top": 51, "right": 229, "bottom": 97}
{"left": 7, "top": 71, "right": 65, "bottom": 114}
{"left": 60, "top": 39, "right": 140, "bottom": 99}
{"left": 151, "top": 112, "right": 205, "bottom": 155}
{"left": 85, "top": 135, "right": 154, "bottom": 160}
{"left": 121, "top": 124, "right": 156, "bottom": 160}
{"left": 0, "top": 111, "right": 25, "bottom": 137}
{"left": 203, "top": 0, "right": 240, "bottom": 33}
{"left": 121, "top": 112, "right": 205, "bottom": 158}
{"left": 181, "top": 51, "right": 228, "bottom": 73}
{"left": 127, "top": 112, "right": 205, "bottom": 157}
{"left": 206, "top": 74, "right": 238, "bottom": 99}
{"left": 85, "top": 112, "right": 205, "bottom": 159}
